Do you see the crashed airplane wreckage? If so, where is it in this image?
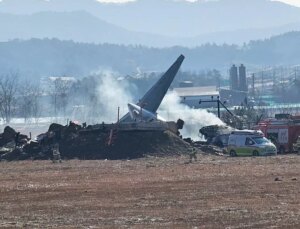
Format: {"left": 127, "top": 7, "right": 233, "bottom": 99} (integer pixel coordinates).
{"left": 0, "top": 55, "right": 194, "bottom": 161}
{"left": 86, "top": 54, "right": 185, "bottom": 133}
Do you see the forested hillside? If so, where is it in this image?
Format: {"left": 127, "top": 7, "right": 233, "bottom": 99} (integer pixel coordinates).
{"left": 1, "top": 32, "right": 300, "bottom": 79}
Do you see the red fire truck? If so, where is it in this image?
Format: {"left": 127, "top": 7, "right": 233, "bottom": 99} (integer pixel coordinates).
{"left": 254, "top": 114, "right": 300, "bottom": 153}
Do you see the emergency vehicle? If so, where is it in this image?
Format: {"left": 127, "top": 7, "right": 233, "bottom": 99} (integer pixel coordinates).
{"left": 227, "top": 130, "right": 277, "bottom": 157}
{"left": 254, "top": 114, "right": 300, "bottom": 153}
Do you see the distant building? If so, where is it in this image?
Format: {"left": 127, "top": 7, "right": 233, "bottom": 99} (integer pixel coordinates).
{"left": 226, "top": 64, "right": 248, "bottom": 105}
{"left": 229, "top": 64, "right": 248, "bottom": 92}
{"left": 219, "top": 89, "right": 248, "bottom": 106}
{"left": 173, "top": 85, "right": 248, "bottom": 108}
{"left": 173, "top": 86, "right": 219, "bottom": 108}
{"left": 179, "top": 81, "right": 194, "bottom": 88}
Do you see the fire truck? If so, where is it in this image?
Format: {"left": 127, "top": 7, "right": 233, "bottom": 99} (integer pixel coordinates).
{"left": 254, "top": 114, "right": 300, "bottom": 154}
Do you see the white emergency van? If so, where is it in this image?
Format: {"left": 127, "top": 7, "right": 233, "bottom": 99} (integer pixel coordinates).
{"left": 227, "top": 130, "right": 277, "bottom": 157}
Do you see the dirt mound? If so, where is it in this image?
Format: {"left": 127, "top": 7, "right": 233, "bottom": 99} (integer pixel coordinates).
{"left": 60, "top": 130, "right": 193, "bottom": 160}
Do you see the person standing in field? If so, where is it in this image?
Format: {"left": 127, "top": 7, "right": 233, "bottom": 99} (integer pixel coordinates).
{"left": 189, "top": 147, "right": 197, "bottom": 163}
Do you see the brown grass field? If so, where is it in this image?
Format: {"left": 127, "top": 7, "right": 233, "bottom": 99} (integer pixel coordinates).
{"left": 0, "top": 155, "right": 300, "bottom": 228}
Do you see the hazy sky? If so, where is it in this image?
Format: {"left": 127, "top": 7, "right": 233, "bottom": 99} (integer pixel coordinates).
{"left": 97, "top": 0, "right": 300, "bottom": 7}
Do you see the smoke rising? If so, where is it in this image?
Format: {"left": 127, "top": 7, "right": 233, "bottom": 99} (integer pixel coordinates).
{"left": 96, "top": 71, "right": 135, "bottom": 123}
{"left": 159, "top": 91, "right": 224, "bottom": 140}
{"left": 90, "top": 71, "right": 223, "bottom": 140}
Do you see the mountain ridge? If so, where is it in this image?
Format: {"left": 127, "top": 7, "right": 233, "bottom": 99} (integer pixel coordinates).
{"left": 1, "top": 0, "right": 300, "bottom": 37}
{"left": 1, "top": 10, "right": 300, "bottom": 47}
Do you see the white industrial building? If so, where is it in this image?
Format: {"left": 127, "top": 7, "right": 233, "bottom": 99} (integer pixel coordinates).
{"left": 173, "top": 86, "right": 248, "bottom": 108}
{"left": 173, "top": 86, "right": 220, "bottom": 108}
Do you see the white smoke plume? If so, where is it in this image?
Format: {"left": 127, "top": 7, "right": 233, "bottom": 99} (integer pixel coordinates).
{"left": 159, "top": 91, "right": 224, "bottom": 140}
{"left": 93, "top": 70, "right": 223, "bottom": 140}
{"left": 96, "top": 71, "right": 135, "bottom": 123}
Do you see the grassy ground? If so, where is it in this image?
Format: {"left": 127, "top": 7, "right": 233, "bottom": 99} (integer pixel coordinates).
{"left": 0, "top": 155, "right": 300, "bottom": 228}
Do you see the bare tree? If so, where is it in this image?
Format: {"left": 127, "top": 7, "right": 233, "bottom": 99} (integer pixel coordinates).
{"left": 50, "top": 78, "right": 73, "bottom": 118}
{"left": 19, "top": 81, "right": 42, "bottom": 123}
{"left": 0, "top": 73, "right": 19, "bottom": 123}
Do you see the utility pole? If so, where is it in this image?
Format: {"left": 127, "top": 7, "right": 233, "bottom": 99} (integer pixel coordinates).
{"left": 273, "top": 68, "right": 276, "bottom": 87}
{"left": 252, "top": 73, "right": 255, "bottom": 96}
{"left": 199, "top": 96, "right": 234, "bottom": 119}
{"left": 261, "top": 69, "right": 264, "bottom": 96}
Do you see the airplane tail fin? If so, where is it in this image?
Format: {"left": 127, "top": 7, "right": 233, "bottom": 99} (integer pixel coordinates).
{"left": 120, "top": 54, "right": 185, "bottom": 123}
{"left": 138, "top": 54, "right": 185, "bottom": 113}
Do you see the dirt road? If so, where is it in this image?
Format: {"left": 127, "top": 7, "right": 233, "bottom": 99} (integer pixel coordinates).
{"left": 0, "top": 155, "right": 300, "bottom": 228}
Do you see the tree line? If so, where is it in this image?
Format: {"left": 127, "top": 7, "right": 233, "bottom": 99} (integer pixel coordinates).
{"left": 0, "top": 69, "right": 225, "bottom": 124}
{"left": 1, "top": 31, "right": 300, "bottom": 80}
{"left": 1, "top": 68, "right": 298, "bottom": 124}
{"left": 0, "top": 73, "right": 73, "bottom": 124}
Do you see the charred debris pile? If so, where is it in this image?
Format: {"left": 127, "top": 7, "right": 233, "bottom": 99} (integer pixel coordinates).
{"left": 0, "top": 121, "right": 194, "bottom": 161}
{"left": 184, "top": 125, "right": 234, "bottom": 156}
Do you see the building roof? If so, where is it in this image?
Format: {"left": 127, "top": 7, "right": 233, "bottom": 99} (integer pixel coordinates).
{"left": 173, "top": 86, "right": 219, "bottom": 97}
{"left": 48, "top": 76, "right": 77, "bottom": 82}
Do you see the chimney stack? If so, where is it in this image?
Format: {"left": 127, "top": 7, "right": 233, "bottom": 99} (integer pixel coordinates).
{"left": 238, "top": 64, "right": 247, "bottom": 92}
{"left": 230, "top": 64, "right": 238, "bottom": 90}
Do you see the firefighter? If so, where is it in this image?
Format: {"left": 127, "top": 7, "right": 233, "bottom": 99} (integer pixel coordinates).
{"left": 15, "top": 132, "right": 20, "bottom": 148}
{"left": 269, "top": 135, "right": 277, "bottom": 146}
{"left": 52, "top": 143, "right": 62, "bottom": 163}
{"left": 189, "top": 147, "right": 197, "bottom": 163}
